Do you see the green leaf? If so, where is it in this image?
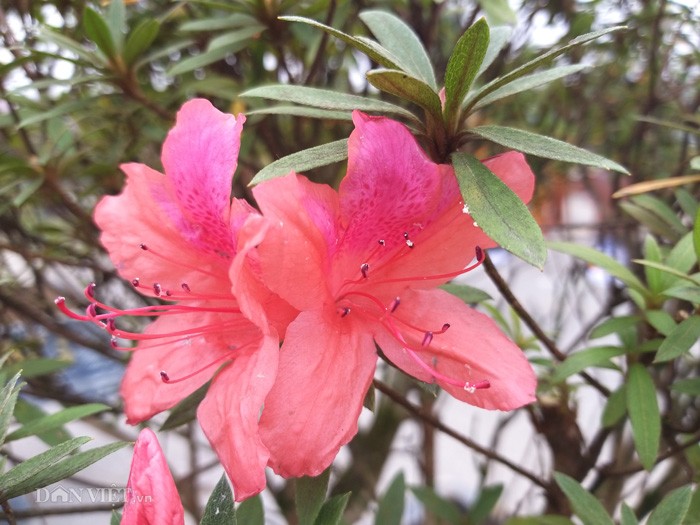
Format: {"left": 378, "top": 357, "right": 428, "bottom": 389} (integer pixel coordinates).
{"left": 202, "top": 474, "right": 235, "bottom": 525}
{"left": 655, "top": 316, "right": 700, "bottom": 363}
{"left": 13, "top": 399, "right": 70, "bottom": 447}
{"left": 410, "top": 486, "right": 463, "bottom": 524}
{"left": 250, "top": 139, "right": 348, "bottom": 185}
{"left": 647, "top": 486, "right": 693, "bottom": 525}
{"left": 83, "top": 7, "right": 118, "bottom": 60}
{"left": 296, "top": 468, "right": 330, "bottom": 525}
{"left": 106, "top": 0, "right": 126, "bottom": 52}
{"left": 466, "top": 26, "right": 626, "bottom": 112}
{"left": 662, "top": 285, "right": 700, "bottom": 304}
{"left": 123, "top": 19, "right": 161, "bottom": 66}
{"left": 470, "top": 484, "right": 503, "bottom": 525}
{"left": 375, "top": 472, "right": 405, "bottom": 525}
{"left": 590, "top": 316, "right": 640, "bottom": 340}
{"left": 694, "top": 209, "right": 700, "bottom": 263}
{"left": 314, "top": 492, "right": 350, "bottom": 525}
{"left": 645, "top": 310, "right": 677, "bottom": 337}
{"left": 0, "top": 436, "right": 91, "bottom": 499}
{"left": 2, "top": 441, "right": 129, "bottom": 500}
{"left": 626, "top": 364, "right": 660, "bottom": 470}
{"left": 241, "top": 85, "right": 416, "bottom": 120}
{"left": 470, "top": 126, "right": 628, "bottom": 174}
{"left": 551, "top": 346, "right": 626, "bottom": 383}
{"left": 477, "top": 26, "right": 511, "bottom": 77}
{"left": 366, "top": 70, "right": 442, "bottom": 120}
{"left": 474, "top": 64, "right": 588, "bottom": 110}
{"left": 478, "top": 0, "right": 517, "bottom": 25}
{"left": 208, "top": 26, "right": 266, "bottom": 51}
{"left": 621, "top": 202, "right": 684, "bottom": 242}
{"left": 671, "top": 378, "right": 700, "bottom": 396}
{"left": 110, "top": 510, "right": 122, "bottom": 525}
{"left": 553, "top": 472, "right": 613, "bottom": 525}
{"left": 5, "top": 403, "right": 110, "bottom": 442}
{"left": 441, "top": 283, "right": 492, "bottom": 303}
{"left": 601, "top": 385, "right": 626, "bottom": 428}
{"left": 444, "top": 19, "right": 489, "bottom": 130}
{"left": 675, "top": 188, "right": 698, "bottom": 218}
{"left": 620, "top": 503, "right": 639, "bottom": 525}
{"left": 359, "top": 10, "right": 436, "bottom": 89}
{"left": 236, "top": 494, "right": 264, "bottom": 525}
{"left": 246, "top": 106, "right": 352, "bottom": 121}
{"left": 3, "top": 358, "right": 72, "bottom": 379}
{"left": 37, "top": 28, "right": 102, "bottom": 64}
{"left": 547, "top": 241, "right": 648, "bottom": 295}
{"left": 643, "top": 234, "right": 664, "bottom": 294}
{"left": 633, "top": 260, "right": 700, "bottom": 287}
{"left": 160, "top": 381, "right": 210, "bottom": 431}
{"left": 661, "top": 232, "right": 698, "bottom": 290}
{"left": 453, "top": 152, "right": 546, "bottom": 269}
{"left": 280, "top": 15, "right": 402, "bottom": 70}
{"left": 0, "top": 372, "right": 23, "bottom": 444}
{"left": 505, "top": 517, "right": 574, "bottom": 525}
{"left": 180, "top": 13, "right": 260, "bottom": 32}
{"left": 18, "top": 100, "right": 92, "bottom": 129}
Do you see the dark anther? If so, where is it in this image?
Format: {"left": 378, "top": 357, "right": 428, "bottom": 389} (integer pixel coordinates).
{"left": 403, "top": 232, "right": 409, "bottom": 239}
{"left": 182, "top": 283, "right": 191, "bottom": 292}
{"left": 360, "top": 263, "right": 370, "bottom": 278}
{"left": 389, "top": 297, "right": 400, "bottom": 312}
{"left": 422, "top": 331, "right": 434, "bottom": 347}
{"left": 378, "top": 239, "right": 386, "bottom": 246}
{"left": 160, "top": 371, "right": 170, "bottom": 383}
{"left": 475, "top": 246, "right": 484, "bottom": 261}
{"left": 131, "top": 278, "right": 140, "bottom": 287}
{"left": 441, "top": 323, "right": 450, "bottom": 332}
{"left": 139, "top": 243, "right": 148, "bottom": 250}
{"left": 341, "top": 307, "right": 351, "bottom": 318}
{"left": 85, "top": 283, "right": 96, "bottom": 298}
{"left": 153, "top": 283, "right": 162, "bottom": 296}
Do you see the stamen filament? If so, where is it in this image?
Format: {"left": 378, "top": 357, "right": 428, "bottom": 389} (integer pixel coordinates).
{"left": 139, "top": 243, "right": 222, "bottom": 279}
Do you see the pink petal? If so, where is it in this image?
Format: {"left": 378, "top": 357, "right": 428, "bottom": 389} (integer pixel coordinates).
{"left": 121, "top": 428, "right": 184, "bottom": 525}
{"left": 259, "top": 309, "right": 377, "bottom": 477}
{"left": 160, "top": 99, "right": 245, "bottom": 257}
{"left": 95, "top": 162, "right": 230, "bottom": 297}
{"left": 197, "top": 332, "right": 279, "bottom": 501}
{"left": 374, "top": 288, "right": 537, "bottom": 410}
{"left": 253, "top": 173, "right": 341, "bottom": 311}
{"left": 482, "top": 151, "right": 535, "bottom": 205}
{"left": 120, "top": 310, "right": 259, "bottom": 423}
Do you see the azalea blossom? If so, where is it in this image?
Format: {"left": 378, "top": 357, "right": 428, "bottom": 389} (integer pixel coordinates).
{"left": 252, "top": 111, "right": 538, "bottom": 478}
{"left": 121, "top": 428, "right": 184, "bottom": 525}
{"left": 56, "top": 99, "right": 295, "bottom": 500}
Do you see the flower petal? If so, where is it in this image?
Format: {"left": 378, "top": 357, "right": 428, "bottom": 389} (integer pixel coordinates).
{"left": 259, "top": 309, "right": 376, "bottom": 477}
{"left": 197, "top": 332, "right": 278, "bottom": 501}
{"left": 121, "top": 428, "right": 184, "bottom": 525}
{"left": 120, "top": 310, "right": 258, "bottom": 423}
{"left": 95, "top": 162, "right": 230, "bottom": 296}
{"left": 253, "top": 173, "right": 341, "bottom": 310}
{"left": 482, "top": 151, "right": 535, "bottom": 205}
{"left": 160, "top": 99, "right": 245, "bottom": 257}
{"left": 374, "top": 288, "right": 537, "bottom": 410}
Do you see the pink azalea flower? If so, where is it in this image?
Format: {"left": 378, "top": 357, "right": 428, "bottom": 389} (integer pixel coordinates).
{"left": 56, "top": 99, "right": 295, "bottom": 500}
{"left": 121, "top": 428, "right": 184, "bottom": 525}
{"left": 251, "top": 112, "right": 538, "bottom": 478}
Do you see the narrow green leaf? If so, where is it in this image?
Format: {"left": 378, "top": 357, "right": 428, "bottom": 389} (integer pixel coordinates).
{"left": 694, "top": 209, "right": 700, "bottom": 263}
{"left": 235, "top": 494, "right": 264, "bottom": 525}
{"left": 444, "top": 19, "right": 489, "bottom": 129}
{"left": 671, "top": 378, "right": 700, "bottom": 396}
{"left": 453, "top": 152, "right": 546, "bottom": 269}
{"left": 314, "top": 492, "right": 350, "bottom": 525}
{"left": 375, "top": 472, "right": 405, "bottom": 525}
{"left": 280, "top": 15, "right": 402, "bottom": 70}
{"left": 590, "top": 316, "right": 640, "bottom": 340}
{"left": 110, "top": 510, "right": 122, "bottom": 525}
{"left": 246, "top": 106, "right": 352, "bottom": 121}
{"left": 553, "top": 472, "right": 614, "bottom": 525}
{"left": 241, "top": 85, "right": 416, "bottom": 120}
{"left": 135, "top": 39, "right": 195, "bottom": 70}
{"left": 466, "top": 26, "right": 626, "bottom": 112}
{"left": 645, "top": 310, "right": 677, "bottom": 337}
{"left": 202, "top": 474, "right": 235, "bottom": 525}
{"left": 5, "top": 403, "right": 110, "bottom": 442}
{"left": 620, "top": 503, "right": 639, "bottom": 525}
{"left": 18, "top": 100, "right": 91, "bottom": 129}
{"left": 359, "top": 10, "right": 436, "bottom": 89}
{"left": 13, "top": 399, "right": 70, "bottom": 447}
{"left": 106, "top": 0, "right": 126, "bottom": 52}
{"left": 647, "top": 486, "right": 693, "bottom": 525}
{"left": 366, "top": 69, "right": 442, "bottom": 120}
{"left": 470, "top": 125, "right": 628, "bottom": 174}
{"left": 601, "top": 385, "right": 626, "bottom": 428}
{"left": 410, "top": 486, "right": 463, "bottom": 524}
{"left": 208, "top": 26, "right": 266, "bottom": 52}
{"left": 0, "top": 436, "right": 91, "bottom": 498}
{"left": 643, "top": 234, "right": 664, "bottom": 294}
{"left": 2, "top": 441, "right": 129, "bottom": 500}
{"left": 547, "top": 241, "right": 648, "bottom": 295}
{"left": 478, "top": 0, "right": 517, "bottom": 25}
{"left": 621, "top": 202, "right": 683, "bottom": 242}
{"left": 662, "top": 285, "right": 700, "bottom": 304}
{"left": 551, "top": 346, "right": 625, "bottom": 383}
{"left": 477, "top": 26, "right": 511, "bottom": 77}
{"left": 633, "top": 260, "right": 700, "bottom": 287}
{"left": 683, "top": 489, "right": 700, "bottom": 525}
{"left": 633, "top": 195, "right": 687, "bottom": 239}
{"left": 250, "top": 139, "right": 348, "bottom": 185}
{"left": 661, "top": 232, "right": 697, "bottom": 291}
{"left": 3, "top": 358, "right": 72, "bottom": 379}
{"left": 123, "top": 19, "right": 161, "bottom": 66}
{"left": 470, "top": 484, "right": 503, "bottom": 525}
{"left": 655, "top": 316, "right": 700, "bottom": 363}
{"left": 626, "top": 364, "right": 660, "bottom": 470}
{"left": 180, "top": 13, "right": 260, "bottom": 32}
{"left": 83, "top": 7, "right": 118, "bottom": 60}
{"left": 0, "top": 373, "right": 23, "bottom": 444}
{"left": 441, "top": 283, "right": 492, "bottom": 303}
{"left": 296, "top": 468, "right": 330, "bottom": 525}
{"left": 474, "top": 64, "right": 588, "bottom": 109}
{"left": 37, "top": 28, "right": 101, "bottom": 64}
{"left": 675, "top": 188, "right": 698, "bottom": 218}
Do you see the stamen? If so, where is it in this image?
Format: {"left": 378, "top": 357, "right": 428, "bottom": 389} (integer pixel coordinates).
{"left": 464, "top": 380, "right": 490, "bottom": 393}
{"left": 182, "top": 283, "right": 191, "bottom": 293}
{"left": 422, "top": 331, "right": 433, "bottom": 347}
{"left": 137, "top": 242, "right": 221, "bottom": 279}
{"left": 378, "top": 239, "right": 385, "bottom": 246}
{"left": 158, "top": 339, "right": 257, "bottom": 384}
{"left": 389, "top": 297, "right": 400, "bottom": 313}
{"left": 153, "top": 283, "right": 162, "bottom": 296}
{"left": 339, "top": 306, "right": 351, "bottom": 317}
{"left": 131, "top": 278, "right": 140, "bottom": 288}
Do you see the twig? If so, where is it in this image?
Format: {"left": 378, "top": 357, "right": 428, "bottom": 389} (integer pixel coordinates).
{"left": 372, "top": 379, "right": 548, "bottom": 489}
{"left": 304, "top": 0, "right": 336, "bottom": 85}
{"left": 482, "top": 254, "right": 611, "bottom": 396}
